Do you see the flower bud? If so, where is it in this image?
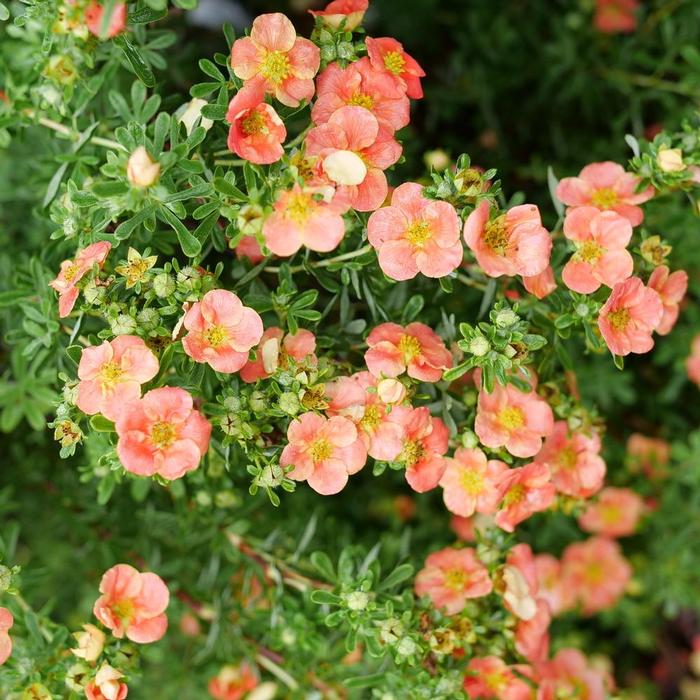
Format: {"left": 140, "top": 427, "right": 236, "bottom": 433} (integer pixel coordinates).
{"left": 71, "top": 624, "right": 105, "bottom": 663}
{"left": 177, "top": 266, "right": 200, "bottom": 286}
{"left": 322, "top": 149, "right": 367, "bottom": 186}
{"left": 22, "top": 682, "right": 53, "bottom": 699}
{"left": 640, "top": 235, "right": 671, "bottom": 265}
{"left": 428, "top": 628, "right": 457, "bottom": 654}
{"left": 89, "top": 664, "right": 127, "bottom": 700}
{"left": 460, "top": 430, "right": 479, "bottom": 449}
{"left": 468, "top": 336, "right": 490, "bottom": 357}
{"left": 137, "top": 307, "right": 160, "bottom": 331}
{"left": 127, "top": 146, "right": 160, "bottom": 188}
{"left": 379, "top": 618, "right": 404, "bottom": 644}
{"left": 215, "top": 490, "right": 237, "bottom": 508}
{"left": 344, "top": 591, "right": 370, "bottom": 611}
{"left": 278, "top": 392, "right": 300, "bottom": 416}
{"left": 110, "top": 314, "right": 137, "bottom": 335}
{"left": 0, "top": 566, "right": 11, "bottom": 593}
{"left": 65, "top": 663, "right": 90, "bottom": 692}
{"left": 249, "top": 391, "right": 266, "bottom": 413}
{"left": 657, "top": 147, "right": 684, "bottom": 173}
{"left": 179, "top": 612, "right": 201, "bottom": 637}
{"left": 395, "top": 637, "right": 418, "bottom": 657}
{"left": 178, "top": 98, "right": 213, "bottom": 136}
{"left": 494, "top": 309, "right": 518, "bottom": 328}
{"left": 54, "top": 419, "right": 82, "bottom": 448}
{"left": 377, "top": 378, "right": 406, "bottom": 404}
{"left": 195, "top": 491, "right": 212, "bottom": 507}
{"left": 236, "top": 204, "right": 265, "bottom": 236}
{"left": 424, "top": 149, "right": 451, "bottom": 171}
{"left": 43, "top": 55, "right": 78, "bottom": 86}
{"left": 83, "top": 279, "right": 106, "bottom": 306}
{"left": 153, "top": 272, "right": 176, "bottom": 298}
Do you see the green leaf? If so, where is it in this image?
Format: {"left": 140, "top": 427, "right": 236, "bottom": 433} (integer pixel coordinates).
{"left": 114, "top": 206, "right": 155, "bottom": 240}
{"left": 547, "top": 166, "right": 564, "bottom": 217}
{"left": 158, "top": 205, "right": 202, "bottom": 257}
{"left": 213, "top": 178, "right": 246, "bottom": 200}
{"left": 0, "top": 4, "right": 10, "bottom": 21}
{"left": 198, "top": 58, "right": 225, "bottom": 81}
{"left": 343, "top": 673, "right": 387, "bottom": 689}
{"left": 90, "top": 415, "right": 115, "bottom": 432}
{"left": 128, "top": 5, "right": 167, "bottom": 22}
{"left": 310, "top": 551, "right": 336, "bottom": 581}
{"left": 379, "top": 563, "right": 414, "bottom": 590}
{"left": 114, "top": 34, "right": 156, "bottom": 87}
{"left": 310, "top": 590, "right": 341, "bottom": 605}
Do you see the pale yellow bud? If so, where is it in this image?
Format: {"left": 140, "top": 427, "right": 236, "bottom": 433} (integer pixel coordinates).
{"left": 127, "top": 146, "right": 160, "bottom": 188}
{"left": 657, "top": 147, "right": 685, "bottom": 173}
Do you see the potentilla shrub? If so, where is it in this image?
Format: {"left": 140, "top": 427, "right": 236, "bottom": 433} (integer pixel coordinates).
{"left": 0, "top": 0, "right": 700, "bottom": 698}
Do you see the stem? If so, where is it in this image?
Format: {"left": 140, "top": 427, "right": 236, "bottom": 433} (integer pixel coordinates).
{"left": 264, "top": 244, "right": 373, "bottom": 274}
{"left": 284, "top": 124, "right": 312, "bottom": 151}
{"left": 599, "top": 69, "right": 700, "bottom": 97}
{"left": 31, "top": 114, "right": 125, "bottom": 151}
{"left": 456, "top": 272, "right": 487, "bottom": 291}
{"left": 214, "top": 158, "right": 247, "bottom": 166}
{"left": 255, "top": 653, "right": 300, "bottom": 690}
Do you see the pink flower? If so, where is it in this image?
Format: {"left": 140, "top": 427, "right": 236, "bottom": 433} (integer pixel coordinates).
{"left": 533, "top": 421, "right": 605, "bottom": 498}
{"left": 0, "top": 608, "right": 13, "bottom": 666}
{"left": 230, "top": 13, "right": 320, "bottom": 107}
{"left": 578, "top": 487, "right": 645, "bottom": 538}
{"left": 182, "top": 290, "right": 263, "bottom": 373}
{"left": 594, "top": 0, "right": 639, "bottom": 34}
{"left": 439, "top": 447, "right": 507, "bottom": 517}
{"left": 366, "top": 37, "right": 426, "bottom": 99}
{"left": 495, "top": 463, "right": 556, "bottom": 532}
{"left": 305, "top": 106, "right": 402, "bottom": 212}
{"left": 367, "top": 182, "right": 463, "bottom": 280}
{"left": 627, "top": 433, "right": 670, "bottom": 479}
{"left": 49, "top": 241, "right": 112, "bottom": 318}
{"left": 501, "top": 543, "right": 539, "bottom": 621}
{"left": 450, "top": 514, "right": 477, "bottom": 541}
{"left": 556, "top": 161, "right": 653, "bottom": 227}
{"left": 76, "top": 336, "right": 159, "bottom": 422}
{"left": 93, "top": 564, "right": 169, "bottom": 643}
{"left": 312, "top": 57, "right": 410, "bottom": 133}
{"left": 647, "top": 265, "right": 688, "bottom": 335}
{"left": 561, "top": 207, "right": 633, "bottom": 293}
{"left": 560, "top": 537, "right": 631, "bottom": 615}
{"left": 598, "top": 277, "right": 663, "bottom": 356}
{"left": 280, "top": 412, "right": 367, "bottom": 494}
{"left": 309, "top": 0, "right": 368, "bottom": 30}
{"left": 85, "top": 664, "right": 128, "bottom": 700}
{"left": 464, "top": 656, "right": 532, "bottom": 700}
{"left": 364, "top": 322, "right": 452, "bottom": 382}
{"left": 240, "top": 327, "right": 317, "bottom": 383}
{"left": 522, "top": 266, "right": 556, "bottom": 299}
{"left": 115, "top": 387, "right": 211, "bottom": 480}
{"left": 226, "top": 79, "right": 286, "bottom": 165}
{"left": 262, "top": 185, "right": 346, "bottom": 256}
{"left": 475, "top": 381, "right": 554, "bottom": 458}
{"left": 515, "top": 599, "right": 551, "bottom": 663}
{"left": 414, "top": 547, "right": 493, "bottom": 615}
{"left": 687, "top": 334, "right": 700, "bottom": 387}
{"left": 534, "top": 554, "right": 571, "bottom": 616}
{"left": 208, "top": 663, "right": 258, "bottom": 700}
{"left": 536, "top": 648, "right": 611, "bottom": 700}
{"left": 85, "top": 2, "right": 126, "bottom": 38}
{"left": 234, "top": 235, "right": 265, "bottom": 264}
{"left": 464, "top": 200, "right": 552, "bottom": 278}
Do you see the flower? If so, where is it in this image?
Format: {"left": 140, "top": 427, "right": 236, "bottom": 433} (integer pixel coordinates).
{"left": 241, "top": 327, "right": 317, "bottom": 383}
{"left": 594, "top": 0, "right": 639, "bottom": 34}
{"left": 439, "top": 447, "right": 507, "bottom": 517}
{"left": 367, "top": 182, "right": 462, "bottom": 280}
{"left": 475, "top": 380, "right": 554, "bottom": 458}
{"left": 366, "top": 37, "right": 426, "bottom": 99}
{"left": 647, "top": 265, "right": 688, "bottom": 335}
{"left": 115, "top": 387, "right": 211, "bottom": 480}
{"left": 115, "top": 248, "right": 158, "bottom": 288}
{"left": 308, "top": 0, "right": 368, "bottom": 31}
{"left": 262, "top": 184, "right": 346, "bottom": 256}
{"left": 182, "top": 290, "right": 264, "bottom": 373}
{"left": 234, "top": 235, "right": 265, "bottom": 264}
{"left": 364, "top": 322, "right": 452, "bottom": 382}
{"left": 657, "top": 147, "right": 685, "bottom": 173}
{"left": 0, "top": 608, "right": 13, "bottom": 665}
{"left": 93, "top": 564, "right": 169, "bottom": 643}
{"left": 556, "top": 161, "right": 653, "bottom": 226}
{"left": 533, "top": 421, "right": 605, "bottom": 498}
{"left": 76, "top": 336, "right": 159, "bottom": 422}
{"left": 85, "top": 2, "right": 126, "bottom": 38}
{"left": 560, "top": 537, "right": 631, "bottom": 615}
{"left": 208, "top": 663, "right": 258, "bottom": 700}
{"left": 495, "top": 463, "right": 556, "bottom": 532}
{"left": 85, "top": 664, "right": 128, "bottom": 700}
{"left": 534, "top": 554, "right": 571, "bottom": 616}
{"left": 561, "top": 207, "right": 633, "bottom": 293}
{"left": 179, "top": 98, "right": 214, "bottom": 136}
{"left": 597, "top": 277, "right": 663, "bottom": 356}
{"left": 522, "top": 266, "right": 556, "bottom": 299}
{"left": 230, "top": 13, "right": 320, "bottom": 107}
{"left": 305, "top": 105, "right": 402, "bottom": 212}
{"left": 578, "top": 487, "right": 645, "bottom": 538}
{"left": 311, "top": 57, "right": 410, "bottom": 133}
{"left": 71, "top": 623, "right": 106, "bottom": 663}
{"left": 464, "top": 656, "right": 533, "bottom": 700}
{"left": 49, "top": 241, "right": 111, "bottom": 318}
{"left": 464, "top": 200, "right": 552, "bottom": 278}
{"left": 501, "top": 543, "right": 539, "bottom": 620}
{"left": 280, "top": 412, "right": 367, "bottom": 495}
{"left": 687, "top": 334, "right": 700, "bottom": 388}
{"left": 226, "top": 79, "right": 286, "bottom": 165}
{"left": 414, "top": 547, "right": 493, "bottom": 615}
{"left": 126, "top": 146, "right": 160, "bottom": 188}
{"left": 515, "top": 599, "right": 551, "bottom": 663}
{"left": 536, "top": 648, "right": 611, "bottom": 700}
{"left": 626, "top": 433, "right": 670, "bottom": 479}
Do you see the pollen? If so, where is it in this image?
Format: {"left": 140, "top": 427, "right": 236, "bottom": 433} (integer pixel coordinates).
{"left": 607, "top": 307, "right": 631, "bottom": 331}
{"left": 204, "top": 325, "right": 228, "bottom": 348}
{"left": 285, "top": 193, "right": 313, "bottom": 224}
{"left": 460, "top": 469, "right": 485, "bottom": 495}
{"left": 260, "top": 50, "right": 290, "bottom": 85}
{"left": 591, "top": 187, "right": 619, "bottom": 209}
{"left": 383, "top": 51, "right": 406, "bottom": 76}
{"left": 151, "top": 421, "right": 177, "bottom": 448}
{"left": 483, "top": 216, "right": 509, "bottom": 256}
{"left": 99, "top": 361, "right": 123, "bottom": 388}
{"left": 444, "top": 567, "right": 468, "bottom": 591}
{"left": 348, "top": 92, "right": 375, "bottom": 110}
{"left": 111, "top": 599, "right": 135, "bottom": 623}
{"left": 557, "top": 446, "right": 578, "bottom": 471}
{"left": 63, "top": 262, "right": 80, "bottom": 283}
{"left": 360, "top": 404, "right": 383, "bottom": 430}
{"left": 241, "top": 109, "right": 266, "bottom": 136}
{"left": 398, "top": 334, "right": 422, "bottom": 361}
{"left": 405, "top": 220, "right": 432, "bottom": 247}
{"left": 502, "top": 483, "right": 526, "bottom": 507}
{"left": 576, "top": 240, "right": 604, "bottom": 264}
{"left": 309, "top": 437, "right": 333, "bottom": 462}
{"left": 400, "top": 439, "right": 425, "bottom": 466}
{"left": 498, "top": 406, "right": 524, "bottom": 431}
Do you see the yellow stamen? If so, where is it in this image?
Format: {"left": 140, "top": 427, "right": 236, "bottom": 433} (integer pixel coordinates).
{"left": 204, "top": 325, "right": 228, "bottom": 348}
{"left": 383, "top": 51, "right": 406, "bottom": 75}
{"left": 558, "top": 446, "right": 578, "bottom": 471}
{"left": 99, "top": 361, "right": 123, "bottom": 389}
{"left": 241, "top": 109, "right": 266, "bottom": 136}
{"left": 360, "top": 405, "right": 382, "bottom": 430}
{"left": 260, "top": 51, "right": 290, "bottom": 85}
{"left": 151, "top": 421, "right": 177, "bottom": 448}
{"left": 347, "top": 92, "right": 375, "bottom": 110}
{"left": 285, "top": 193, "right": 313, "bottom": 225}
{"left": 498, "top": 406, "right": 524, "bottom": 431}
{"left": 460, "top": 469, "right": 485, "bottom": 496}
{"left": 401, "top": 439, "right": 425, "bottom": 466}
{"left": 405, "top": 220, "right": 432, "bottom": 247}
{"left": 576, "top": 240, "right": 604, "bottom": 264}
{"left": 309, "top": 438, "right": 333, "bottom": 462}
{"left": 111, "top": 599, "right": 135, "bottom": 623}
{"left": 503, "top": 483, "right": 526, "bottom": 507}
{"left": 63, "top": 262, "right": 80, "bottom": 282}
{"left": 607, "top": 308, "right": 630, "bottom": 331}
{"left": 397, "top": 334, "right": 422, "bottom": 361}
{"left": 591, "top": 187, "right": 619, "bottom": 209}
{"left": 483, "top": 216, "right": 509, "bottom": 256}
{"left": 444, "top": 568, "right": 468, "bottom": 591}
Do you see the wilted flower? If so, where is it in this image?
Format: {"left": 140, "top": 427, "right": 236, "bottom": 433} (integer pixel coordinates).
{"left": 84, "top": 664, "right": 128, "bottom": 700}
{"left": 71, "top": 624, "right": 106, "bottom": 663}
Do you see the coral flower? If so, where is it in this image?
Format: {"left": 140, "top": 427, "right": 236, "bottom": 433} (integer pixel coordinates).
{"left": 240, "top": 327, "right": 316, "bottom": 383}
{"left": 578, "top": 487, "right": 645, "bottom": 538}
{"left": 76, "top": 336, "right": 159, "bottom": 422}
{"left": 534, "top": 554, "right": 571, "bottom": 616}
{"left": 226, "top": 79, "right": 286, "bottom": 165}
{"left": 495, "top": 463, "right": 556, "bottom": 532}
{"left": 234, "top": 235, "right": 265, "bottom": 264}
{"left": 597, "top": 277, "right": 663, "bottom": 356}
{"left": 71, "top": 623, "right": 106, "bottom": 663}
{"left": 367, "top": 182, "right": 463, "bottom": 280}
{"left": 687, "top": 334, "right": 700, "bottom": 388}
{"left": 85, "top": 664, "right": 128, "bottom": 700}
{"left": 93, "top": 564, "right": 169, "bottom": 643}
{"left": 647, "top": 265, "right": 688, "bottom": 335}
{"left": 414, "top": 547, "right": 493, "bottom": 615}
{"left": 464, "top": 656, "right": 533, "bottom": 700}
{"left": 364, "top": 322, "right": 452, "bottom": 382}
{"left": 366, "top": 37, "right": 426, "bottom": 99}
{"left": 515, "top": 599, "right": 551, "bottom": 663}
{"left": 305, "top": 106, "right": 402, "bottom": 212}
{"left": 262, "top": 184, "right": 346, "bottom": 256}
{"left": 594, "top": 0, "right": 639, "bottom": 34}
{"left": 533, "top": 421, "right": 605, "bottom": 498}
{"left": 182, "top": 290, "right": 264, "bottom": 373}
{"left": 0, "top": 608, "right": 12, "bottom": 666}
{"left": 626, "top": 433, "right": 670, "bottom": 479}
{"left": 208, "top": 663, "right": 258, "bottom": 700}
{"left": 439, "top": 447, "right": 507, "bottom": 517}
{"left": 115, "top": 387, "right": 211, "bottom": 480}
{"left": 464, "top": 200, "right": 552, "bottom": 278}
{"left": 230, "top": 13, "right": 320, "bottom": 107}
{"left": 475, "top": 381, "right": 554, "bottom": 458}
{"left": 561, "top": 207, "right": 633, "bottom": 293}
{"left": 536, "top": 648, "right": 611, "bottom": 700}
{"left": 49, "top": 241, "right": 111, "bottom": 318}
{"left": 309, "top": 0, "right": 368, "bottom": 31}
{"left": 85, "top": 2, "right": 126, "bottom": 38}
{"left": 556, "top": 161, "right": 653, "bottom": 226}
{"left": 560, "top": 537, "right": 631, "bottom": 615}
{"left": 312, "top": 57, "right": 410, "bottom": 133}
{"left": 501, "top": 543, "right": 539, "bottom": 621}
{"left": 280, "top": 412, "right": 367, "bottom": 495}
{"left": 522, "top": 266, "right": 556, "bottom": 299}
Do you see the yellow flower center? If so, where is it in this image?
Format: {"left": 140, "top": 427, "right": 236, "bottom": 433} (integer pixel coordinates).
{"left": 360, "top": 404, "right": 382, "bottom": 430}
{"left": 485, "top": 672, "right": 508, "bottom": 693}
{"left": 558, "top": 446, "right": 578, "bottom": 471}
{"left": 64, "top": 262, "right": 80, "bottom": 282}
{"left": 607, "top": 307, "right": 631, "bottom": 331}
{"left": 347, "top": 91, "right": 375, "bottom": 110}
{"left": 285, "top": 193, "right": 313, "bottom": 225}
{"left": 383, "top": 51, "right": 406, "bottom": 75}
{"left": 503, "top": 483, "right": 526, "bottom": 507}
{"left": 241, "top": 108, "right": 266, "bottom": 136}
{"left": 111, "top": 599, "right": 135, "bottom": 623}
{"left": 498, "top": 406, "right": 524, "bottom": 431}
{"left": 204, "top": 325, "right": 229, "bottom": 348}
{"left": 397, "top": 334, "right": 422, "bottom": 361}
{"left": 483, "top": 216, "right": 509, "bottom": 256}
{"left": 444, "top": 567, "right": 468, "bottom": 591}
{"left": 260, "top": 50, "right": 290, "bottom": 85}
{"left": 591, "top": 187, "right": 619, "bottom": 209}
{"left": 405, "top": 220, "right": 432, "bottom": 248}
{"left": 577, "top": 240, "right": 604, "bottom": 264}
{"left": 309, "top": 437, "right": 333, "bottom": 462}
{"left": 401, "top": 439, "right": 425, "bottom": 467}
{"left": 584, "top": 562, "right": 605, "bottom": 585}
{"left": 601, "top": 504, "right": 621, "bottom": 525}
{"left": 99, "top": 361, "right": 123, "bottom": 389}
{"left": 460, "top": 469, "right": 485, "bottom": 495}
{"left": 151, "top": 421, "right": 177, "bottom": 448}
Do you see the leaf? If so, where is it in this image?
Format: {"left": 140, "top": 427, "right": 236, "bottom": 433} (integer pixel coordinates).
{"left": 200, "top": 103, "right": 227, "bottom": 121}
{"left": 0, "top": 3, "right": 10, "bottom": 21}
{"left": 624, "top": 134, "right": 640, "bottom": 158}
{"left": 114, "top": 206, "right": 155, "bottom": 240}
{"left": 547, "top": 166, "right": 564, "bottom": 217}
{"left": 213, "top": 177, "right": 246, "bottom": 200}
{"left": 90, "top": 415, "right": 115, "bottom": 432}
{"left": 158, "top": 205, "right": 202, "bottom": 257}
{"left": 343, "top": 673, "right": 387, "bottom": 689}
{"left": 478, "top": 278, "right": 497, "bottom": 319}
{"left": 161, "top": 182, "right": 211, "bottom": 203}
{"left": 310, "top": 551, "right": 336, "bottom": 582}
{"left": 198, "top": 58, "right": 225, "bottom": 81}
{"left": 128, "top": 5, "right": 167, "bottom": 22}
{"left": 310, "top": 590, "right": 340, "bottom": 605}
{"left": 379, "top": 563, "right": 414, "bottom": 590}
{"left": 114, "top": 34, "right": 156, "bottom": 87}
{"left": 43, "top": 163, "right": 68, "bottom": 208}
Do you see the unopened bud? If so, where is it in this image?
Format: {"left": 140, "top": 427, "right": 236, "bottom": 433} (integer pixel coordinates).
{"left": 657, "top": 147, "right": 684, "bottom": 173}
{"left": 345, "top": 591, "right": 370, "bottom": 611}
{"left": 111, "top": 314, "right": 137, "bottom": 335}
{"left": 494, "top": 309, "right": 518, "bottom": 328}
{"left": 278, "top": 392, "right": 300, "bottom": 416}
{"left": 127, "top": 146, "right": 160, "bottom": 188}
{"left": 153, "top": 273, "right": 176, "bottom": 298}
{"left": 468, "top": 336, "right": 490, "bottom": 357}
{"left": 377, "top": 378, "right": 406, "bottom": 404}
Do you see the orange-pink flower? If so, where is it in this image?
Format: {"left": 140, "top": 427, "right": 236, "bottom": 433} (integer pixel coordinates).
{"left": 561, "top": 207, "right": 633, "bottom": 293}
{"left": 536, "top": 648, "right": 610, "bottom": 700}
{"left": 578, "top": 487, "right": 645, "bottom": 538}
{"left": 115, "top": 387, "right": 211, "bottom": 480}
{"left": 534, "top": 553, "right": 571, "bottom": 616}
{"left": 305, "top": 106, "right": 402, "bottom": 212}
{"left": 367, "top": 182, "right": 463, "bottom": 280}
{"left": 280, "top": 412, "right": 367, "bottom": 494}
{"left": 365, "top": 322, "right": 452, "bottom": 382}
{"left": 515, "top": 599, "right": 551, "bottom": 663}
{"left": 76, "top": 336, "right": 159, "bottom": 422}
{"left": 647, "top": 265, "right": 688, "bottom": 335}
{"left": 309, "top": 0, "right": 368, "bottom": 31}
{"left": 182, "top": 290, "right": 263, "bottom": 373}
{"left": 226, "top": 79, "right": 286, "bottom": 165}
{"left": 230, "top": 13, "right": 320, "bottom": 107}
{"left": 556, "top": 161, "right": 653, "bottom": 226}
{"left": 85, "top": 664, "right": 128, "bottom": 700}
{"left": 464, "top": 200, "right": 552, "bottom": 278}
{"left": 439, "top": 447, "right": 507, "bottom": 518}
{"left": 522, "top": 266, "right": 556, "bottom": 299}
{"left": 464, "top": 656, "right": 533, "bottom": 700}
{"left": 414, "top": 547, "right": 493, "bottom": 615}
{"left": 234, "top": 235, "right": 265, "bottom": 264}
{"left": 597, "top": 277, "right": 663, "bottom": 356}
{"left": 208, "top": 663, "right": 258, "bottom": 700}
{"left": 49, "top": 241, "right": 111, "bottom": 318}
{"left": 495, "top": 463, "right": 556, "bottom": 532}
{"left": 366, "top": 37, "right": 426, "bottom": 99}
{"left": 687, "top": 334, "right": 700, "bottom": 388}
{"left": 594, "top": 0, "right": 639, "bottom": 34}
{"left": 0, "top": 607, "right": 12, "bottom": 666}
{"left": 626, "top": 432, "right": 670, "bottom": 479}
{"left": 240, "top": 327, "right": 317, "bottom": 383}
{"left": 501, "top": 543, "right": 539, "bottom": 621}
{"left": 93, "top": 564, "right": 169, "bottom": 643}
{"left": 85, "top": 2, "right": 126, "bottom": 38}
{"left": 262, "top": 184, "right": 346, "bottom": 256}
